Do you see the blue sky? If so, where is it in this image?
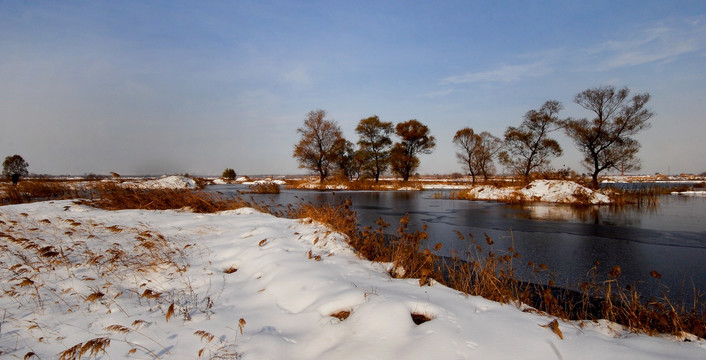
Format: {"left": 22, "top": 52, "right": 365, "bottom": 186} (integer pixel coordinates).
{"left": 1, "top": 1, "right": 705, "bottom": 176}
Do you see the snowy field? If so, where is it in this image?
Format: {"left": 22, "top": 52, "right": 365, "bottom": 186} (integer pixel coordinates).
{"left": 1, "top": 200, "right": 704, "bottom": 359}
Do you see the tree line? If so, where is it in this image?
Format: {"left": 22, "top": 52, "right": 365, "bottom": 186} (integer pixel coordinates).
{"left": 293, "top": 85, "right": 654, "bottom": 189}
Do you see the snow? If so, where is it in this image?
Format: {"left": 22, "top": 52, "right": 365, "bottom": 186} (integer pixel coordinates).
{"left": 241, "top": 178, "right": 286, "bottom": 186}
{"left": 672, "top": 191, "right": 706, "bottom": 196}
{"left": 465, "top": 180, "right": 611, "bottom": 204}
{"left": 121, "top": 175, "right": 198, "bottom": 189}
{"left": 1, "top": 201, "right": 703, "bottom": 359}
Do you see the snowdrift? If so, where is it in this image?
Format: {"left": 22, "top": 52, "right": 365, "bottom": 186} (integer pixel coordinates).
{"left": 465, "top": 180, "right": 611, "bottom": 204}
{"left": 121, "top": 175, "right": 198, "bottom": 189}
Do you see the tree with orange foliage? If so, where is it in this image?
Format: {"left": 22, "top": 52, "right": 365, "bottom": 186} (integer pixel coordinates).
{"left": 390, "top": 120, "right": 436, "bottom": 181}
{"left": 293, "top": 109, "right": 346, "bottom": 183}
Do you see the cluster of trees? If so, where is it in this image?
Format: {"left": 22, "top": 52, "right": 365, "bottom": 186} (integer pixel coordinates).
{"left": 293, "top": 110, "right": 436, "bottom": 183}
{"left": 292, "top": 85, "right": 653, "bottom": 188}
{"left": 460, "top": 85, "right": 653, "bottom": 188}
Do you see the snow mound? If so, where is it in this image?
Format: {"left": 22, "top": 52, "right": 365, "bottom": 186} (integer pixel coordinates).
{"left": 466, "top": 180, "right": 611, "bottom": 204}
{"left": 522, "top": 180, "right": 611, "bottom": 204}
{"left": 242, "top": 178, "right": 286, "bottom": 185}
{"left": 127, "top": 175, "right": 198, "bottom": 189}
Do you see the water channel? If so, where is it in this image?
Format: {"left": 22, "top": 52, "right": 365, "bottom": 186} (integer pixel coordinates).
{"left": 207, "top": 184, "right": 706, "bottom": 302}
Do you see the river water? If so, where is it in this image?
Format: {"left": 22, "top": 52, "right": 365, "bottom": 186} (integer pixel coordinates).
{"left": 207, "top": 184, "right": 706, "bottom": 301}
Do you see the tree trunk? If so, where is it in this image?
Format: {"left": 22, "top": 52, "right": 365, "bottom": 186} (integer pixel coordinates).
{"left": 591, "top": 171, "right": 600, "bottom": 189}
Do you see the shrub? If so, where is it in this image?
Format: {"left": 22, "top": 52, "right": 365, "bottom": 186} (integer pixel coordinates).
{"left": 222, "top": 168, "right": 236, "bottom": 180}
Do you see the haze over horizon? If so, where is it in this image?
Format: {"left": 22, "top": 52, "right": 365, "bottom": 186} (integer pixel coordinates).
{"left": 2, "top": 1, "right": 705, "bottom": 176}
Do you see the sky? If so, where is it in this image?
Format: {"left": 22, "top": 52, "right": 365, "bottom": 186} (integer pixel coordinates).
{"left": 1, "top": 0, "right": 705, "bottom": 176}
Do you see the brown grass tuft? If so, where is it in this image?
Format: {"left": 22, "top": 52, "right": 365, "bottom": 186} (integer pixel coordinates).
{"left": 166, "top": 303, "right": 176, "bottom": 322}
{"left": 141, "top": 289, "right": 161, "bottom": 299}
{"left": 84, "top": 292, "right": 105, "bottom": 303}
{"left": 330, "top": 310, "right": 351, "bottom": 321}
{"left": 239, "top": 318, "right": 246, "bottom": 334}
{"left": 80, "top": 338, "right": 111, "bottom": 358}
{"left": 105, "top": 324, "right": 131, "bottom": 334}
{"left": 57, "top": 343, "right": 82, "bottom": 360}
{"left": 540, "top": 319, "right": 564, "bottom": 339}
{"left": 131, "top": 320, "right": 148, "bottom": 329}
{"left": 194, "top": 330, "right": 215, "bottom": 343}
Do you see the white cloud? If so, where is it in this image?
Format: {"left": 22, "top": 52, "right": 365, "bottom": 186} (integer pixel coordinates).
{"left": 585, "top": 19, "right": 706, "bottom": 71}
{"left": 441, "top": 61, "right": 551, "bottom": 85}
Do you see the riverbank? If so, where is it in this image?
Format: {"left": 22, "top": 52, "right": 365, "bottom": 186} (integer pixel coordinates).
{"left": 1, "top": 200, "right": 704, "bottom": 359}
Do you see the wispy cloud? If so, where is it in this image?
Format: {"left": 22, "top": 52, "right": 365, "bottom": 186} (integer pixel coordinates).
{"left": 442, "top": 17, "right": 706, "bottom": 88}
{"left": 418, "top": 88, "right": 454, "bottom": 98}
{"left": 441, "top": 61, "right": 551, "bottom": 85}
{"left": 584, "top": 18, "right": 706, "bottom": 71}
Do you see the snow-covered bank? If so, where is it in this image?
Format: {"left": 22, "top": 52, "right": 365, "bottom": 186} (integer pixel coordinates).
{"left": 289, "top": 179, "right": 610, "bottom": 204}
{"left": 118, "top": 175, "right": 198, "bottom": 189}
{"left": 464, "top": 180, "right": 611, "bottom": 204}
{"left": 1, "top": 201, "right": 703, "bottom": 359}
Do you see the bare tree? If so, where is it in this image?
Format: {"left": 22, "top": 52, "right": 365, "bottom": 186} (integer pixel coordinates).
{"left": 3, "top": 154, "right": 29, "bottom": 185}
{"left": 292, "top": 109, "right": 345, "bottom": 183}
{"left": 564, "top": 85, "right": 653, "bottom": 188}
{"left": 476, "top": 132, "right": 503, "bottom": 180}
{"left": 355, "top": 115, "right": 393, "bottom": 181}
{"left": 499, "top": 101, "right": 563, "bottom": 180}
{"left": 390, "top": 119, "right": 436, "bottom": 181}
{"left": 453, "top": 128, "right": 502, "bottom": 183}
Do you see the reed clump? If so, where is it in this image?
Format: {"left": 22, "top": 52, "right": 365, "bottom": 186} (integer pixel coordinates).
{"left": 247, "top": 182, "right": 281, "bottom": 194}
{"left": 1, "top": 179, "right": 82, "bottom": 204}
{"left": 85, "top": 183, "right": 258, "bottom": 213}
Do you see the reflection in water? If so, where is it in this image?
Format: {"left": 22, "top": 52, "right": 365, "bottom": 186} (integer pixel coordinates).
{"left": 513, "top": 203, "right": 657, "bottom": 227}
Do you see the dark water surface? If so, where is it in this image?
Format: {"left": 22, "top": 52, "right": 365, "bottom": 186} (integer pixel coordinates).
{"left": 208, "top": 184, "right": 706, "bottom": 301}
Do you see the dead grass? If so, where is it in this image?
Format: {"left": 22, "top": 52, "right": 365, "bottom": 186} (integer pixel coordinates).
{"left": 330, "top": 310, "right": 351, "bottom": 321}
{"left": 0, "top": 205, "right": 231, "bottom": 358}
{"left": 247, "top": 182, "right": 281, "bottom": 194}
{"left": 1, "top": 179, "right": 83, "bottom": 204}
{"left": 83, "top": 182, "right": 262, "bottom": 213}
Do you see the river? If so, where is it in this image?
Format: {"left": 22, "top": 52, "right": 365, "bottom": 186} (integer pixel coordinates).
{"left": 207, "top": 184, "right": 706, "bottom": 302}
